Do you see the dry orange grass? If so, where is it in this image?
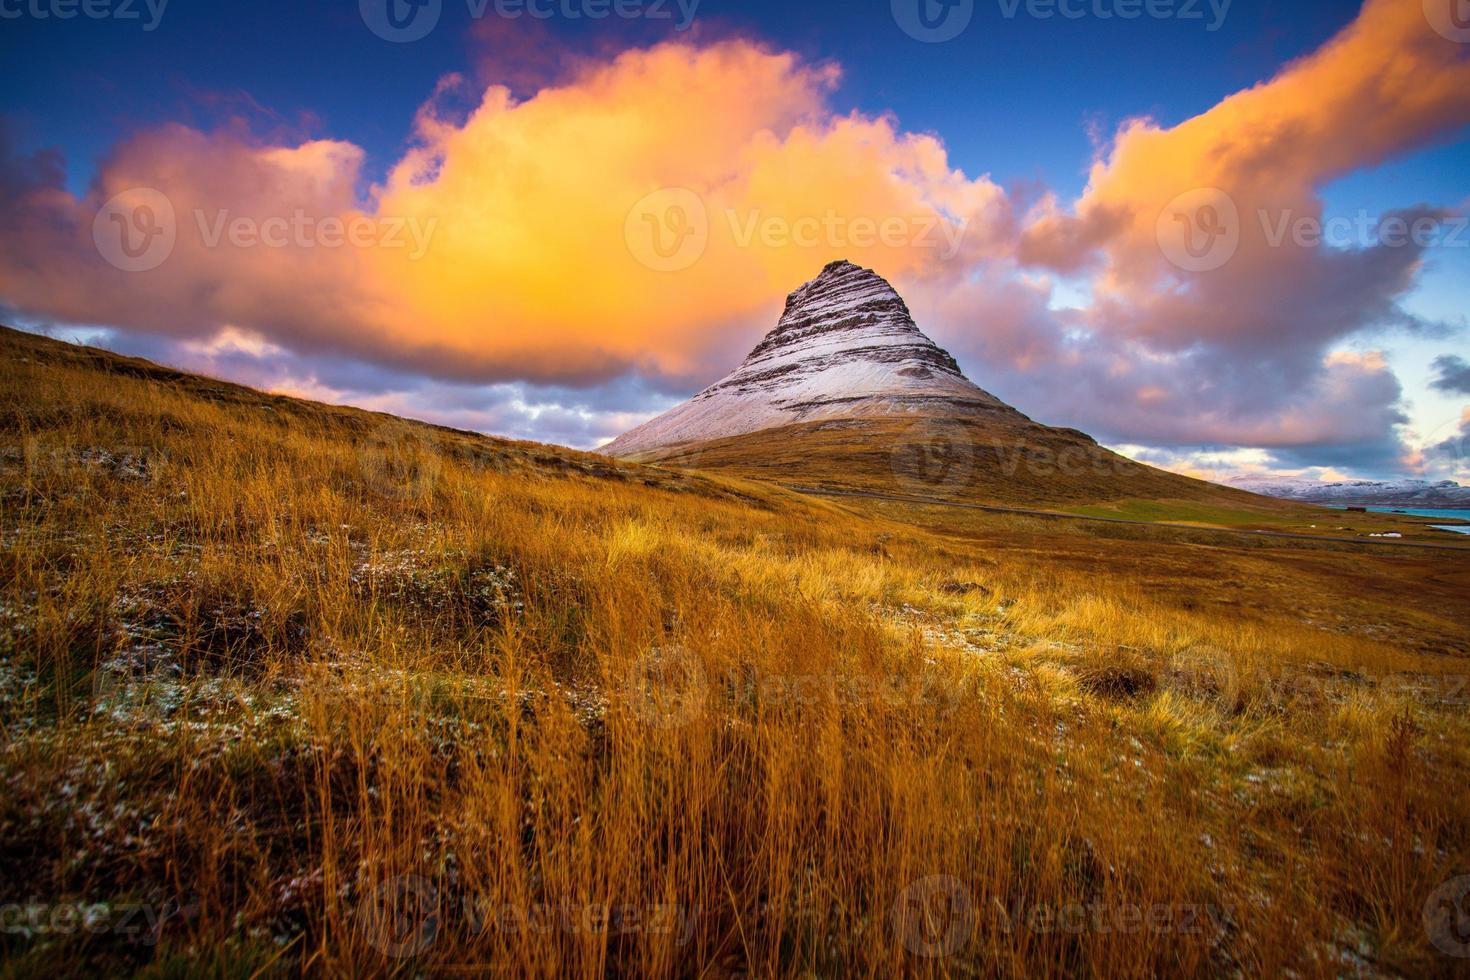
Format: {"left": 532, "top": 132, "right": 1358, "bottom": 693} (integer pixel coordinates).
{"left": 2, "top": 327, "right": 1469, "bottom": 978}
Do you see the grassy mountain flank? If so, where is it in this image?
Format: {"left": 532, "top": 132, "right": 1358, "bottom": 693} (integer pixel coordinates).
{"left": 620, "top": 413, "right": 1288, "bottom": 509}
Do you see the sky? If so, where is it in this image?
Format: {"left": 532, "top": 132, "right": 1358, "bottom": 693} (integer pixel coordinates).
{"left": 1, "top": 0, "right": 1468, "bottom": 484}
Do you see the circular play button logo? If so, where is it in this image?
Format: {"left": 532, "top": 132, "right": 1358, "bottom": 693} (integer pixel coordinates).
{"left": 361, "top": 0, "right": 442, "bottom": 42}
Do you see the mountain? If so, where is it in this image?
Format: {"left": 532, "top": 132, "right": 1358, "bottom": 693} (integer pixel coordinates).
{"left": 603, "top": 261, "right": 1266, "bottom": 508}
{"left": 603, "top": 260, "right": 1020, "bottom": 456}
{"left": 1228, "top": 477, "right": 1470, "bottom": 509}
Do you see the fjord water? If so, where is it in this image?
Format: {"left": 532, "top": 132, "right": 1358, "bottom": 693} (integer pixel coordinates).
{"left": 1328, "top": 505, "right": 1470, "bottom": 533}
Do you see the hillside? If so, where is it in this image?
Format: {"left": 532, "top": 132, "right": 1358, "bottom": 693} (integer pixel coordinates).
{"left": 632, "top": 413, "right": 1279, "bottom": 509}
{"left": 2, "top": 325, "right": 1470, "bottom": 977}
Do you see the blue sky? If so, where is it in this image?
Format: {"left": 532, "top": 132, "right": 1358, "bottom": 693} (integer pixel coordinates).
{"left": 5, "top": 0, "right": 1374, "bottom": 195}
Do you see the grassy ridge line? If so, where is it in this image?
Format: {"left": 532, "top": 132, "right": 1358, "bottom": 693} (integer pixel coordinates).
{"left": 1, "top": 326, "right": 1469, "bottom": 977}
{"left": 0, "top": 325, "right": 810, "bottom": 514}
{"left": 626, "top": 413, "right": 1286, "bottom": 509}
{"left": 781, "top": 484, "right": 1470, "bottom": 553}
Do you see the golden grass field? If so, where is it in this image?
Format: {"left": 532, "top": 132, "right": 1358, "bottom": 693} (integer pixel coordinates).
{"left": 633, "top": 418, "right": 1470, "bottom": 546}
{"left": 3, "top": 326, "right": 1470, "bottom": 977}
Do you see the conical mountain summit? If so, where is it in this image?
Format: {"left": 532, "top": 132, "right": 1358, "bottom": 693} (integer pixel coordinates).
{"left": 602, "top": 260, "right": 1023, "bottom": 458}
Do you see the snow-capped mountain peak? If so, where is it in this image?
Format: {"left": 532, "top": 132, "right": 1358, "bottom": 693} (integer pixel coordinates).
{"left": 603, "top": 261, "right": 1015, "bottom": 457}
{"left": 1227, "top": 476, "right": 1470, "bottom": 509}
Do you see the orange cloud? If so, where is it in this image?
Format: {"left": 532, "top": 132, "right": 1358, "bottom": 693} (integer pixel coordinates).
{"left": 1021, "top": 0, "right": 1470, "bottom": 335}
{"left": 937, "top": 0, "right": 1469, "bottom": 470}
{"left": 0, "top": 38, "right": 1003, "bottom": 387}
{"left": 368, "top": 38, "right": 1012, "bottom": 383}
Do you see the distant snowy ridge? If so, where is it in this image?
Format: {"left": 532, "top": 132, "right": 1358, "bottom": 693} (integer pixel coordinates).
{"left": 603, "top": 260, "right": 1021, "bottom": 458}
{"left": 1229, "top": 477, "right": 1470, "bottom": 509}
